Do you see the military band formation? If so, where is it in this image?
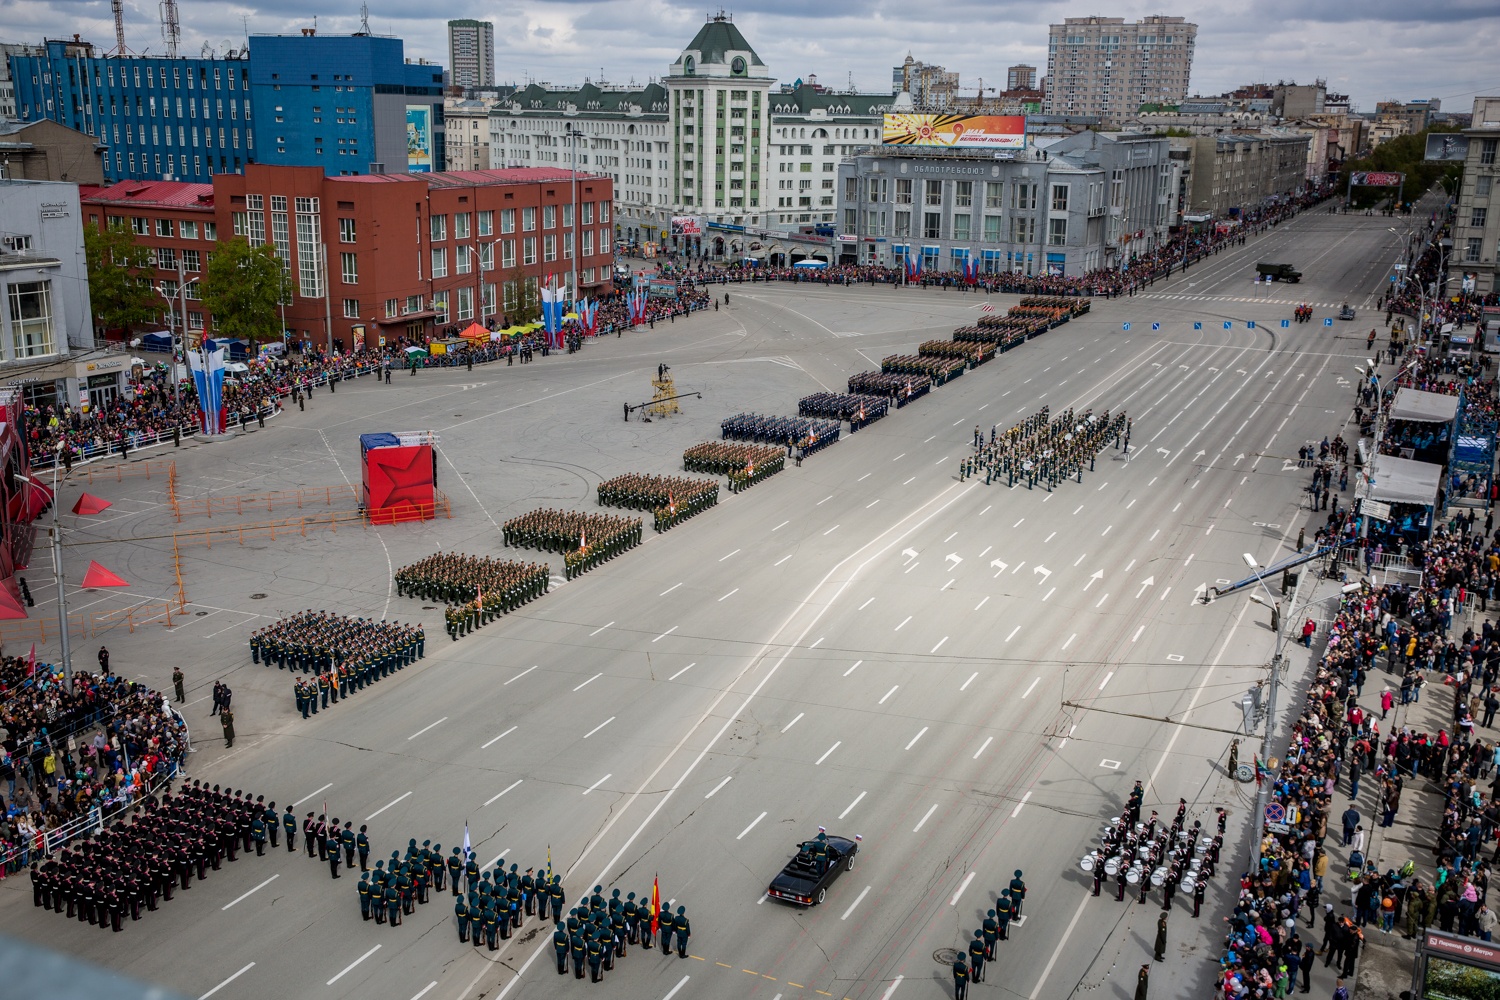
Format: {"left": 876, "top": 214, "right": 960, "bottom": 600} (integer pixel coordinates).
{"left": 246, "top": 610, "right": 425, "bottom": 717}
{"left": 960, "top": 406, "right": 1130, "bottom": 490}
{"left": 29, "top": 780, "right": 274, "bottom": 932}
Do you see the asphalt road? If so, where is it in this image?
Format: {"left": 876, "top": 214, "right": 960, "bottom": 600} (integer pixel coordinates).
{"left": 0, "top": 205, "right": 1413, "bottom": 1000}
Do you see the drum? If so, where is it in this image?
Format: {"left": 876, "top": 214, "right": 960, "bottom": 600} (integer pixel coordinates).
{"left": 1151, "top": 867, "right": 1167, "bottom": 887}
{"left": 1080, "top": 853, "right": 1096, "bottom": 872}
{"left": 1104, "top": 856, "right": 1121, "bottom": 876}
{"left": 1177, "top": 829, "right": 1190, "bottom": 842}
{"left": 1134, "top": 822, "right": 1146, "bottom": 834}
{"left": 1108, "top": 817, "right": 1121, "bottom": 827}
{"left": 1136, "top": 845, "right": 1152, "bottom": 858}
{"left": 1126, "top": 867, "right": 1142, "bottom": 885}
{"left": 1195, "top": 840, "right": 1208, "bottom": 854}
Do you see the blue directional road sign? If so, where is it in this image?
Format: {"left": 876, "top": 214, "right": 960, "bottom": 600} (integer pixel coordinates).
{"left": 1193, "top": 322, "right": 1202, "bottom": 330}
{"left": 1223, "top": 321, "right": 1232, "bottom": 330}
{"left": 1151, "top": 323, "right": 1160, "bottom": 330}
{"left": 1324, "top": 318, "right": 1334, "bottom": 326}
{"left": 1122, "top": 322, "right": 1131, "bottom": 331}
{"left": 1281, "top": 320, "right": 1290, "bottom": 328}
{"left": 1248, "top": 321, "right": 1256, "bottom": 329}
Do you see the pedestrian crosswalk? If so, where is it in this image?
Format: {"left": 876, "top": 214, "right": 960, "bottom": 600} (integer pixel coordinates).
{"left": 1140, "top": 293, "right": 1343, "bottom": 308}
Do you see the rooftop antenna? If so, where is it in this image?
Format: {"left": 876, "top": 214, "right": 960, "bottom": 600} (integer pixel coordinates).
{"left": 111, "top": 0, "right": 130, "bottom": 56}
{"left": 358, "top": 3, "right": 371, "bottom": 36}
{"left": 159, "top": 0, "right": 180, "bottom": 58}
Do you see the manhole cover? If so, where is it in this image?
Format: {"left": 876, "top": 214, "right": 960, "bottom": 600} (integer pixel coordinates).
{"left": 195, "top": 611, "right": 209, "bottom": 616}
{"left": 423, "top": 606, "right": 437, "bottom": 610}
{"left": 249, "top": 593, "right": 267, "bottom": 600}
{"left": 934, "top": 948, "right": 961, "bottom": 966}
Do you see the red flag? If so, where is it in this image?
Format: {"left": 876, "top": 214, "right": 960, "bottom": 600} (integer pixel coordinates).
{"left": 26, "top": 643, "right": 35, "bottom": 678}
{"left": 651, "top": 875, "right": 661, "bottom": 937}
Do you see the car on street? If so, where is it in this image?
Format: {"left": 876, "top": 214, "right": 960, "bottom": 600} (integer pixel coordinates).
{"left": 766, "top": 834, "right": 860, "bottom": 906}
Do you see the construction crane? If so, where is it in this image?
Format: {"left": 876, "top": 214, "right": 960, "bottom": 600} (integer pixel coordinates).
{"left": 159, "top": 0, "right": 180, "bottom": 59}
{"left": 111, "top": 0, "right": 129, "bottom": 55}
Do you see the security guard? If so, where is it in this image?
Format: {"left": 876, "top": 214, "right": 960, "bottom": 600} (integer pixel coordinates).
{"left": 968, "top": 930, "right": 987, "bottom": 982}
{"left": 553, "top": 921, "right": 570, "bottom": 974}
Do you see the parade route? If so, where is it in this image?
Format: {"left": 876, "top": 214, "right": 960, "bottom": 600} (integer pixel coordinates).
{"left": 0, "top": 206, "right": 1400, "bottom": 1000}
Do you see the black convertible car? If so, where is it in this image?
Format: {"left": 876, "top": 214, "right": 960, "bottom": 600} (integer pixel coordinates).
{"left": 765, "top": 834, "right": 860, "bottom": 906}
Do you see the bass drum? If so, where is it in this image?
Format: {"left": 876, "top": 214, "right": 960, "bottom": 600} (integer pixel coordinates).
{"left": 1104, "top": 856, "right": 1121, "bottom": 876}
{"left": 1150, "top": 867, "right": 1167, "bottom": 887}
{"left": 1125, "top": 867, "right": 1142, "bottom": 885}
{"left": 1080, "top": 853, "right": 1096, "bottom": 872}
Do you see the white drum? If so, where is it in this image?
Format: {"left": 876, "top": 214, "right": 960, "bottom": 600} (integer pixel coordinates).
{"left": 1137, "top": 845, "right": 1152, "bottom": 858}
{"left": 1195, "top": 841, "right": 1208, "bottom": 854}
{"left": 1104, "top": 856, "right": 1121, "bottom": 876}
{"left": 1126, "top": 867, "right": 1142, "bottom": 885}
{"left": 1151, "top": 867, "right": 1167, "bottom": 887}
{"left": 1080, "top": 853, "right": 1096, "bottom": 872}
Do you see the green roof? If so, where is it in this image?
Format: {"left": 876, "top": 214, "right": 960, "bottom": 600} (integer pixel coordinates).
{"left": 682, "top": 18, "right": 763, "bottom": 66}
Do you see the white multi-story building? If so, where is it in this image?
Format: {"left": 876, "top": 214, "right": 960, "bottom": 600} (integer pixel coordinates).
{"left": 447, "top": 20, "right": 494, "bottom": 90}
{"left": 1045, "top": 15, "right": 1197, "bottom": 124}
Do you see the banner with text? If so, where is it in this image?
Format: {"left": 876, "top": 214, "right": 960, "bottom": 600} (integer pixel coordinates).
{"left": 882, "top": 113, "right": 1027, "bottom": 149}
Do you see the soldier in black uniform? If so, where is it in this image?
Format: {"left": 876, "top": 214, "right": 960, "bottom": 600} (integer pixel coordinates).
{"left": 953, "top": 955, "right": 970, "bottom": 999}
{"left": 968, "top": 930, "right": 987, "bottom": 982}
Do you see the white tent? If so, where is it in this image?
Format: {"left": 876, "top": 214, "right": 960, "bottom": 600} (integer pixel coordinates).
{"left": 1388, "top": 388, "right": 1459, "bottom": 424}
{"left": 1366, "top": 453, "right": 1442, "bottom": 506}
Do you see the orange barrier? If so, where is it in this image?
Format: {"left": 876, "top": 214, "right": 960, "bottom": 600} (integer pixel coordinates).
{"left": 173, "top": 509, "right": 367, "bottom": 549}
{"left": 366, "top": 490, "right": 453, "bottom": 524}
{"left": 171, "top": 483, "right": 359, "bottom": 522}
{"left": 89, "top": 601, "right": 178, "bottom": 635}
{"left": 80, "top": 459, "right": 176, "bottom": 485}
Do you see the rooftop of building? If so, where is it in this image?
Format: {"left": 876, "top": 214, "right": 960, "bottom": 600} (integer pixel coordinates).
{"left": 81, "top": 179, "right": 215, "bottom": 207}
{"left": 338, "top": 167, "right": 604, "bottom": 187}
{"left": 681, "top": 15, "right": 763, "bottom": 67}
{"left": 496, "top": 81, "right": 669, "bottom": 115}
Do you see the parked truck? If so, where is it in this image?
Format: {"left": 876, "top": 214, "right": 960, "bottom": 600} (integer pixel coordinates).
{"left": 1255, "top": 262, "right": 1302, "bottom": 283}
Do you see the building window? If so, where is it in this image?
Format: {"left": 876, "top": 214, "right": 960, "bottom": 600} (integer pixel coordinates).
{"left": 456, "top": 286, "right": 474, "bottom": 322}
{"left": 1466, "top": 237, "right": 1483, "bottom": 262}
{"left": 954, "top": 181, "right": 973, "bottom": 208}
{"left": 8, "top": 281, "right": 54, "bottom": 358}
{"left": 454, "top": 213, "right": 470, "bottom": 240}
{"left": 456, "top": 245, "right": 472, "bottom": 275}
{"left": 501, "top": 208, "right": 515, "bottom": 234}
{"left": 1481, "top": 139, "right": 1497, "bottom": 166}
{"left": 1051, "top": 185, "right": 1070, "bottom": 211}
{"left": 543, "top": 205, "right": 556, "bottom": 229}
{"left": 430, "top": 214, "right": 447, "bottom": 242}
{"left": 342, "top": 298, "right": 360, "bottom": 319}
{"left": 542, "top": 235, "right": 556, "bottom": 262}
{"left": 339, "top": 218, "right": 357, "bottom": 243}
{"left": 1472, "top": 207, "right": 1488, "bottom": 229}
{"left": 894, "top": 211, "right": 911, "bottom": 237}
{"left": 923, "top": 212, "right": 942, "bottom": 239}
{"left": 431, "top": 247, "right": 447, "bottom": 278}
{"left": 984, "top": 215, "right": 1003, "bottom": 243}
{"left": 985, "top": 182, "right": 1004, "bottom": 209}
{"left": 385, "top": 298, "right": 399, "bottom": 318}
{"left": 340, "top": 252, "right": 358, "bottom": 284}
{"left": 182, "top": 249, "right": 201, "bottom": 272}
{"left": 1012, "top": 217, "right": 1035, "bottom": 243}
{"left": 1013, "top": 184, "right": 1037, "bottom": 210}
{"left": 582, "top": 203, "right": 593, "bottom": 225}
{"left": 925, "top": 181, "right": 943, "bottom": 207}
{"left": 502, "top": 240, "right": 516, "bottom": 269}
{"left": 179, "top": 220, "right": 198, "bottom": 239}
{"left": 1048, "top": 218, "right": 1068, "bottom": 245}
{"left": 523, "top": 237, "right": 537, "bottom": 265}
{"left": 296, "top": 198, "right": 322, "bottom": 297}
{"left": 478, "top": 210, "right": 493, "bottom": 236}
{"left": 953, "top": 214, "right": 971, "bottom": 242}
{"left": 522, "top": 207, "right": 536, "bottom": 232}
{"left": 132, "top": 217, "right": 149, "bottom": 235}
{"left": 404, "top": 295, "right": 423, "bottom": 315}
{"left": 582, "top": 230, "right": 593, "bottom": 256}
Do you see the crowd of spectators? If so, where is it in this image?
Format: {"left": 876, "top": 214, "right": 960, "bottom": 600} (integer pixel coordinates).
{"left": 0, "top": 659, "right": 188, "bottom": 876}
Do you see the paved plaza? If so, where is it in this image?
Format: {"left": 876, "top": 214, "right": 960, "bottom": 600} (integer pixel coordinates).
{"left": 0, "top": 208, "right": 1407, "bottom": 1000}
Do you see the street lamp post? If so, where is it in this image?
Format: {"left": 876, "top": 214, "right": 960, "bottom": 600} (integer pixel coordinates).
{"left": 1242, "top": 552, "right": 1286, "bottom": 872}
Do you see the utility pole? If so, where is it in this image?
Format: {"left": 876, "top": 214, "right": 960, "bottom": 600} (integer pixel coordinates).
{"left": 566, "top": 125, "right": 584, "bottom": 306}
{"left": 49, "top": 461, "right": 72, "bottom": 681}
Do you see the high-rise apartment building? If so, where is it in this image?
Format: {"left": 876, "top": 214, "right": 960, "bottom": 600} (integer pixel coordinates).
{"left": 448, "top": 20, "right": 495, "bottom": 89}
{"left": 1044, "top": 15, "right": 1196, "bottom": 123}
{"left": 1007, "top": 65, "right": 1037, "bottom": 92}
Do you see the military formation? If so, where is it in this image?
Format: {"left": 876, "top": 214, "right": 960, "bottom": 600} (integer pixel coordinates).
{"left": 847, "top": 371, "right": 933, "bottom": 406}
{"left": 918, "top": 340, "right": 995, "bottom": 367}
{"left": 501, "top": 509, "right": 642, "bottom": 556}
{"left": 879, "top": 354, "right": 965, "bottom": 386}
{"left": 720, "top": 413, "right": 841, "bottom": 457}
{"left": 246, "top": 611, "right": 424, "bottom": 718}
{"left": 447, "top": 857, "right": 567, "bottom": 948}
{"left": 549, "top": 888, "right": 693, "bottom": 982}
{"left": 960, "top": 406, "right": 1129, "bottom": 490}
{"left": 395, "top": 552, "right": 549, "bottom": 607}
{"left": 954, "top": 870, "right": 1029, "bottom": 994}
{"left": 796, "top": 392, "right": 889, "bottom": 430}
{"left": 596, "top": 473, "right": 718, "bottom": 513}
{"left": 1077, "top": 782, "right": 1224, "bottom": 917}
{"left": 28, "top": 780, "right": 275, "bottom": 932}
{"left": 681, "top": 441, "right": 783, "bottom": 476}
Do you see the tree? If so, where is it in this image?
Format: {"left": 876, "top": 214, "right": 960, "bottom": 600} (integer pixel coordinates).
{"left": 200, "top": 237, "right": 286, "bottom": 344}
{"left": 1340, "top": 128, "right": 1463, "bottom": 209}
{"left": 83, "top": 222, "right": 161, "bottom": 336}
{"left": 500, "top": 264, "right": 541, "bottom": 325}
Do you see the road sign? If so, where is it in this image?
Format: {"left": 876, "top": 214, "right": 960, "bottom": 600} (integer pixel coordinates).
{"left": 1323, "top": 318, "right": 1334, "bottom": 327}
{"left": 1247, "top": 321, "right": 1256, "bottom": 329}
{"left": 1151, "top": 322, "right": 1160, "bottom": 330}
{"left": 1193, "top": 322, "right": 1202, "bottom": 330}
{"left": 1281, "top": 319, "right": 1290, "bottom": 328}
{"left": 1223, "top": 321, "right": 1232, "bottom": 330}
{"left": 1264, "top": 802, "right": 1286, "bottom": 824}
{"left": 1122, "top": 322, "right": 1131, "bottom": 331}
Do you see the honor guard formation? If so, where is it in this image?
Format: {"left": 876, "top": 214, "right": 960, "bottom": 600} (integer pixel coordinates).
{"left": 797, "top": 392, "right": 889, "bottom": 430}
{"left": 501, "top": 508, "right": 643, "bottom": 580}
{"left": 960, "top": 406, "right": 1130, "bottom": 489}
{"left": 846, "top": 371, "right": 933, "bottom": 406}
{"left": 720, "top": 413, "right": 842, "bottom": 457}
{"left": 247, "top": 611, "right": 425, "bottom": 718}
{"left": 1078, "top": 782, "right": 1225, "bottom": 916}
{"left": 548, "top": 886, "right": 692, "bottom": 982}
{"left": 595, "top": 473, "right": 720, "bottom": 532}
{"left": 393, "top": 552, "right": 550, "bottom": 641}
{"left": 918, "top": 339, "right": 996, "bottom": 367}
{"left": 680, "top": 441, "right": 784, "bottom": 476}
{"left": 29, "top": 780, "right": 275, "bottom": 932}
{"left": 879, "top": 353, "right": 966, "bottom": 387}
{"left": 957, "top": 869, "right": 1028, "bottom": 991}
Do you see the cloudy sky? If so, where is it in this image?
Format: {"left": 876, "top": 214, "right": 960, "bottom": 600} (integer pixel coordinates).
{"left": 7, "top": 0, "right": 1500, "bottom": 112}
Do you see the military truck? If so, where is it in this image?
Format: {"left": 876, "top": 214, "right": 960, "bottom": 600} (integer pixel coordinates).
{"left": 1256, "top": 262, "right": 1302, "bottom": 283}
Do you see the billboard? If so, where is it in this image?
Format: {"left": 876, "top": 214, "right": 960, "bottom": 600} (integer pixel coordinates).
{"left": 1425, "top": 134, "right": 1471, "bottom": 162}
{"left": 670, "top": 216, "right": 702, "bottom": 238}
{"left": 882, "top": 113, "right": 1027, "bottom": 150}
{"left": 1350, "top": 171, "right": 1403, "bottom": 187}
{"left": 406, "top": 106, "right": 432, "bottom": 173}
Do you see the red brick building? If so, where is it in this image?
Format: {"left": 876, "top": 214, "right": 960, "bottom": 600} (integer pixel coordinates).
{"left": 83, "top": 164, "right": 615, "bottom": 349}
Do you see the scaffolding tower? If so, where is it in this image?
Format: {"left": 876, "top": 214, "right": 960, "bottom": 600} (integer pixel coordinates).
{"left": 647, "top": 374, "right": 680, "bottom": 418}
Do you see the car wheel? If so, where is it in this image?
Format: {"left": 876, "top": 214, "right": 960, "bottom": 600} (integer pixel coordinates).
{"left": 816, "top": 887, "right": 826, "bottom": 904}
{"left": 846, "top": 855, "right": 855, "bottom": 871}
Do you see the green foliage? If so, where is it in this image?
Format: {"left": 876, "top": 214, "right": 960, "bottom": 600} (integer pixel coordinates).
{"left": 502, "top": 265, "right": 541, "bottom": 325}
{"left": 1342, "top": 128, "right": 1463, "bottom": 207}
{"left": 1154, "top": 128, "right": 1196, "bottom": 138}
{"left": 83, "top": 222, "right": 161, "bottom": 334}
{"left": 200, "top": 237, "right": 288, "bottom": 343}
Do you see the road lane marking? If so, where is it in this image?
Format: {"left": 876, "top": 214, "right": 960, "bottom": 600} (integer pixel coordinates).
{"left": 905, "top": 727, "right": 929, "bottom": 750}
{"left": 221, "top": 874, "right": 279, "bottom": 910}
{"left": 815, "top": 742, "right": 841, "bottom": 765}
{"left": 484, "top": 780, "right": 522, "bottom": 806}
{"left": 660, "top": 583, "right": 683, "bottom": 596}
{"left": 589, "top": 622, "right": 615, "bottom": 637}
{"left": 1022, "top": 677, "right": 1040, "bottom": 699}
{"left": 903, "top": 477, "right": 915, "bottom": 485}
{"left": 894, "top": 616, "right": 912, "bottom": 631}
{"left": 1043, "top": 587, "right": 1056, "bottom": 602}
{"left": 950, "top": 871, "right": 977, "bottom": 906}
{"left": 975, "top": 596, "right": 990, "bottom": 611}
{"left": 839, "top": 791, "right": 866, "bottom": 819}
{"left": 858, "top": 597, "right": 875, "bottom": 610}
{"left": 809, "top": 637, "right": 824, "bottom": 648}
{"left": 718, "top": 588, "right": 738, "bottom": 601}
{"left": 961, "top": 671, "right": 978, "bottom": 691}
{"left": 365, "top": 791, "right": 411, "bottom": 821}
{"left": 1074, "top": 553, "right": 1086, "bottom": 566}
{"left": 1006, "top": 626, "right": 1021, "bottom": 642}
{"left": 913, "top": 804, "right": 938, "bottom": 833}
{"left": 663, "top": 975, "right": 691, "bottom": 1000}
{"left": 583, "top": 774, "right": 611, "bottom": 795}
{"left": 817, "top": 496, "right": 833, "bottom": 506}
{"left": 774, "top": 520, "right": 789, "bottom": 530}
{"left": 1099, "top": 671, "right": 1114, "bottom": 690}
{"left": 1132, "top": 624, "right": 1146, "bottom": 642}
{"left": 844, "top": 660, "right": 863, "bottom": 676}
{"left": 737, "top": 812, "right": 767, "bottom": 839}
{"left": 582, "top": 716, "right": 615, "bottom": 739}
{"left": 706, "top": 776, "right": 733, "bottom": 798}
{"left": 781, "top": 713, "right": 804, "bottom": 733}
{"left": 866, "top": 499, "right": 881, "bottom": 508}
{"left": 406, "top": 717, "right": 447, "bottom": 741}
{"left": 668, "top": 663, "right": 696, "bottom": 681}
{"left": 1096, "top": 593, "right": 1109, "bottom": 607}
{"left": 198, "top": 962, "right": 255, "bottom": 1000}
{"left": 291, "top": 783, "right": 332, "bottom": 808}
{"left": 841, "top": 885, "right": 871, "bottom": 920}
{"left": 1014, "top": 518, "right": 1025, "bottom": 528}
{"left": 893, "top": 453, "right": 906, "bottom": 461}
{"left": 774, "top": 554, "right": 792, "bottom": 566}
{"left": 1061, "top": 632, "right": 1075, "bottom": 649}
{"left": 1045, "top": 531, "right": 1056, "bottom": 543}
{"left": 973, "top": 736, "right": 993, "bottom": 759}
{"left": 481, "top": 726, "right": 517, "bottom": 748}
{"left": 652, "top": 626, "right": 679, "bottom": 642}
{"left": 1011, "top": 791, "right": 1032, "bottom": 818}
{"left": 879, "top": 685, "right": 899, "bottom": 704}
{"left": 719, "top": 549, "right": 741, "bottom": 561}
{"left": 327, "top": 944, "right": 381, "bottom": 986}
{"left": 409, "top": 984, "right": 438, "bottom": 1000}
{"left": 930, "top": 636, "right": 949, "bottom": 653}
{"left": 824, "top": 524, "right": 840, "bottom": 535}
{"left": 504, "top": 665, "right": 538, "bottom": 684}
{"left": 574, "top": 672, "right": 603, "bottom": 691}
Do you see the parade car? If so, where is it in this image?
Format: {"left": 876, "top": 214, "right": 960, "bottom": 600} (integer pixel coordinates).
{"left": 766, "top": 834, "right": 860, "bottom": 906}
{"left": 1338, "top": 304, "right": 1357, "bottom": 321}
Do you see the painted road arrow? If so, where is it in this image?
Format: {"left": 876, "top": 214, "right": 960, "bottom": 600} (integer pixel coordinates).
{"left": 1034, "top": 565, "right": 1052, "bottom": 584}
{"left": 1233, "top": 453, "right": 1245, "bottom": 465}
{"left": 1134, "top": 576, "right": 1156, "bottom": 599}
{"left": 902, "top": 548, "right": 919, "bottom": 561}
{"left": 990, "top": 559, "right": 1009, "bottom": 577}
{"left": 945, "top": 553, "right": 963, "bottom": 568}
{"left": 1083, "top": 570, "right": 1104, "bottom": 591}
